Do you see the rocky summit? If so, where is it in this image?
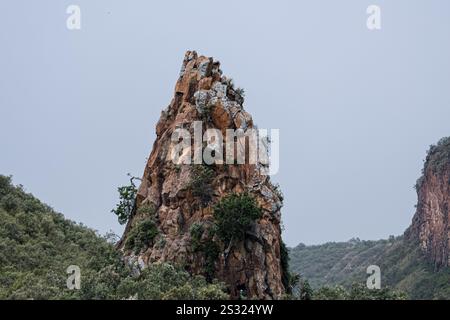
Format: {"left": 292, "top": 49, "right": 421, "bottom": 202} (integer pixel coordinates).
{"left": 119, "top": 51, "right": 286, "bottom": 299}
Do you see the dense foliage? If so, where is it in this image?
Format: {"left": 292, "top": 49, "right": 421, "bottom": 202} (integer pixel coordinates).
{"left": 280, "top": 240, "right": 299, "bottom": 294}
{"left": 289, "top": 238, "right": 389, "bottom": 288}
{"left": 189, "top": 222, "right": 220, "bottom": 281}
{"left": 124, "top": 219, "right": 159, "bottom": 254}
{"left": 80, "top": 263, "right": 228, "bottom": 300}
{"left": 311, "top": 283, "right": 406, "bottom": 300}
{"left": 425, "top": 136, "right": 450, "bottom": 174}
{"left": 416, "top": 136, "right": 450, "bottom": 190}
{"left": 187, "top": 193, "right": 265, "bottom": 283}
{"left": 289, "top": 236, "right": 450, "bottom": 299}
{"left": 213, "top": 193, "right": 262, "bottom": 243}
{"left": 0, "top": 175, "right": 229, "bottom": 300}
{"left": 111, "top": 176, "right": 138, "bottom": 225}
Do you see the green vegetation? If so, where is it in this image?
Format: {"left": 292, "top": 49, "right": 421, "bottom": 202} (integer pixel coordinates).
{"left": 415, "top": 137, "right": 450, "bottom": 191}
{"left": 288, "top": 136, "right": 450, "bottom": 300}
{"left": 137, "top": 203, "right": 156, "bottom": 217}
{"left": 280, "top": 240, "right": 299, "bottom": 294}
{"left": 213, "top": 193, "right": 262, "bottom": 243}
{"left": 234, "top": 87, "right": 245, "bottom": 104}
{"left": 188, "top": 193, "right": 265, "bottom": 283}
{"left": 312, "top": 285, "right": 347, "bottom": 300}
{"left": 0, "top": 175, "right": 229, "bottom": 300}
{"left": 289, "top": 238, "right": 388, "bottom": 288}
{"left": 201, "top": 241, "right": 221, "bottom": 282}
{"left": 76, "top": 261, "right": 228, "bottom": 300}
{"left": 124, "top": 219, "right": 159, "bottom": 254}
{"left": 283, "top": 274, "right": 406, "bottom": 300}
{"left": 189, "top": 222, "right": 220, "bottom": 281}
{"left": 289, "top": 236, "right": 450, "bottom": 299}
{"left": 298, "top": 278, "right": 313, "bottom": 300}
{"left": 311, "top": 283, "right": 406, "bottom": 300}
{"left": 0, "top": 175, "right": 120, "bottom": 299}
{"left": 425, "top": 136, "right": 450, "bottom": 174}
{"left": 111, "top": 175, "right": 138, "bottom": 225}
{"left": 189, "top": 165, "right": 214, "bottom": 206}
{"left": 113, "top": 175, "right": 159, "bottom": 254}
{"left": 189, "top": 222, "right": 204, "bottom": 252}
{"left": 6, "top": 172, "right": 443, "bottom": 300}
{"left": 106, "top": 263, "right": 228, "bottom": 300}
{"left": 235, "top": 87, "right": 245, "bottom": 97}
{"left": 224, "top": 78, "right": 235, "bottom": 89}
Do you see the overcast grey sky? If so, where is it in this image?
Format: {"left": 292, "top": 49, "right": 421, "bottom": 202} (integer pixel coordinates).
{"left": 1, "top": 1, "right": 449, "bottom": 246}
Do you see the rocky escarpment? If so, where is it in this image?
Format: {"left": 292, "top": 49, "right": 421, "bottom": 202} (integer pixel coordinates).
{"left": 119, "top": 51, "right": 286, "bottom": 299}
{"left": 406, "top": 137, "right": 450, "bottom": 269}
{"left": 288, "top": 137, "right": 450, "bottom": 299}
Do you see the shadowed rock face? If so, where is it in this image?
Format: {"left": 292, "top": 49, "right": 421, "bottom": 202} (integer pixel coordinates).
{"left": 406, "top": 137, "right": 450, "bottom": 269}
{"left": 120, "top": 51, "right": 286, "bottom": 299}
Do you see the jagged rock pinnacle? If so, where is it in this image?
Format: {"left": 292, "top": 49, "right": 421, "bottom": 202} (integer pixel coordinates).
{"left": 120, "top": 51, "right": 286, "bottom": 299}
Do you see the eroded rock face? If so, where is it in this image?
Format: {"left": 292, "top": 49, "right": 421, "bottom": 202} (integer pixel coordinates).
{"left": 406, "top": 137, "right": 450, "bottom": 269}
{"left": 120, "top": 51, "right": 285, "bottom": 299}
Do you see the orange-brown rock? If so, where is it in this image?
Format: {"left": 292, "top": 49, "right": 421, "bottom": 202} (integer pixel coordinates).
{"left": 119, "top": 51, "right": 286, "bottom": 299}
{"left": 406, "top": 137, "right": 450, "bottom": 269}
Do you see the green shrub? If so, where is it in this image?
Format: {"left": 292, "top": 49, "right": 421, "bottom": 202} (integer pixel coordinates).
{"left": 280, "top": 240, "right": 298, "bottom": 294}
{"left": 213, "top": 193, "right": 262, "bottom": 243}
{"left": 348, "top": 283, "right": 407, "bottom": 300}
{"left": 189, "top": 165, "right": 214, "bottom": 206}
{"left": 291, "top": 282, "right": 406, "bottom": 300}
{"left": 160, "top": 276, "right": 228, "bottom": 300}
{"left": 117, "top": 263, "right": 229, "bottom": 300}
{"left": 189, "top": 222, "right": 220, "bottom": 281}
{"left": 155, "top": 237, "right": 166, "bottom": 249}
{"left": 111, "top": 177, "right": 138, "bottom": 225}
{"left": 299, "top": 279, "right": 313, "bottom": 300}
{"left": 197, "top": 282, "right": 229, "bottom": 300}
{"left": 137, "top": 203, "right": 156, "bottom": 216}
{"left": 162, "top": 283, "right": 195, "bottom": 300}
{"left": 202, "top": 241, "right": 220, "bottom": 281}
{"left": 124, "top": 219, "right": 159, "bottom": 253}
{"left": 235, "top": 87, "right": 245, "bottom": 97}
{"left": 190, "top": 222, "right": 205, "bottom": 252}
{"left": 425, "top": 137, "right": 450, "bottom": 174}
{"left": 313, "top": 285, "right": 348, "bottom": 300}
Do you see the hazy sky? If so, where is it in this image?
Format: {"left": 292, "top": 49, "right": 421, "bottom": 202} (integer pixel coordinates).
{"left": 1, "top": 1, "right": 449, "bottom": 246}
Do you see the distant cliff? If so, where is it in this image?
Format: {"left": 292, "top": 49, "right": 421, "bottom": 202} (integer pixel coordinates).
{"left": 406, "top": 137, "right": 450, "bottom": 269}
{"left": 289, "top": 137, "right": 450, "bottom": 299}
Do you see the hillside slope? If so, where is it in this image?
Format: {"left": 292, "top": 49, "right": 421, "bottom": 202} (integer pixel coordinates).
{"left": 290, "top": 237, "right": 450, "bottom": 299}
{"left": 0, "top": 175, "right": 227, "bottom": 299}
{"left": 0, "top": 175, "right": 119, "bottom": 299}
